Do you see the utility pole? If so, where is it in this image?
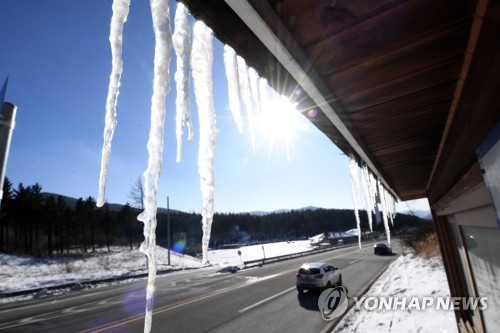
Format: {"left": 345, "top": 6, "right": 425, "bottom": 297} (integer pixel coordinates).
{"left": 0, "top": 77, "right": 16, "bottom": 208}
{"left": 167, "top": 196, "right": 171, "bottom": 266}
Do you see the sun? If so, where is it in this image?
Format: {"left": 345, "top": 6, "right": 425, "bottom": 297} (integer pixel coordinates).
{"left": 257, "top": 94, "right": 299, "bottom": 160}
{"left": 261, "top": 96, "right": 294, "bottom": 138}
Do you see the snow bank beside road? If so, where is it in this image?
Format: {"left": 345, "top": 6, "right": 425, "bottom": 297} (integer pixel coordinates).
{"left": 0, "top": 246, "right": 202, "bottom": 295}
{"left": 333, "top": 253, "right": 458, "bottom": 333}
{"left": 0, "top": 241, "right": 313, "bottom": 299}
{"left": 207, "top": 240, "right": 313, "bottom": 265}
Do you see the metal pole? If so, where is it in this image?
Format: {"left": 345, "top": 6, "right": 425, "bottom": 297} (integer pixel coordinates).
{"left": 0, "top": 102, "right": 17, "bottom": 208}
{"left": 262, "top": 245, "right": 265, "bottom": 264}
{"left": 167, "top": 196, "right": 171, "bottom": 266}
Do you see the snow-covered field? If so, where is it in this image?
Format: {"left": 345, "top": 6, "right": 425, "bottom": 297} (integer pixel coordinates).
{"left": 0, "top": 246, "right": 203, "bottom": 295}
{"left": 1, "top": 241, "right": 458, "bottom": 332}
{"left": 0, "top": 240, "right": 313, "bottom": 297}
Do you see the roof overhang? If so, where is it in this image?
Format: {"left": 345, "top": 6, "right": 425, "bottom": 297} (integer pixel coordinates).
{"left": 180, "top": 0, "right": 500, "bottom": 205}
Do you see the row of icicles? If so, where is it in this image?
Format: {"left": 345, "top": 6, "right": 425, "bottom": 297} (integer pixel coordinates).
{"left": 96, "top": 1, "right": 297, "bottom": 332}
{"left": 349, "top": 153, "right": 397, "bottom": 249}
{"left": 96, "top": 0, "right": 398, "bottom": 332}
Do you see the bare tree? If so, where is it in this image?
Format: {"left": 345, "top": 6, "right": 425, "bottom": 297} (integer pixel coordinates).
{"left": 128, "top": 176, "right": 144, "bottom": 210}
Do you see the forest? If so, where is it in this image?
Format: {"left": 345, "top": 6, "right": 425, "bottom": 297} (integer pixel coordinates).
{"left": 0, "top": 178, "right": 427, "bottom": 257}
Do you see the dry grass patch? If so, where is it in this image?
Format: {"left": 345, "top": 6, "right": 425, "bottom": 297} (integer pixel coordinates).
{"left": 402, "top": 229, "right": 442, "bottom": 259}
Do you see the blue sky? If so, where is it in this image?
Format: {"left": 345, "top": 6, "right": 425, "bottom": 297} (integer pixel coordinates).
{"left": 0, "top": 0, "right": 429, "bottom": 214}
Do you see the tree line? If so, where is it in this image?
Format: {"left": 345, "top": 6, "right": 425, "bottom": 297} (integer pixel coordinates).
{"left": 0, "top": 178, "right": 426, "bottom": 257}
{"left": 0, "top": 178, "right": 145, "bottom": 256}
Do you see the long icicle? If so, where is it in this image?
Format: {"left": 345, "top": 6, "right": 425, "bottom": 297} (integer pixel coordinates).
{"left": 349, "top": 153, "right": 362, "bottom": 249}
{"left": 378, "top": 179, "right": 391, "bottom": 245}
{"left": 237, "top": 56, "right": 256, "bottom": 151}
{"left": 97, "top": 0, "right": 130, "bottom": 207}
{"left": 361, "top": 164, "right": 374, "bottom": 232}
{"left": 137, "top": 0, "right": 172, "bottom": 331}
{"left": 223, "top": 45, "right": 243, "bottom": 133}
{"left": 173, "top": 1, "right": 193, "bottom": 163}
{"left": 248, "top": 67, "right": 261, "bottom": 114}
{"left": 258, "top": 77, "right": 269, "bottom": 114}
{"left": 191, "top": 21, "right": 218, "bottom": 265}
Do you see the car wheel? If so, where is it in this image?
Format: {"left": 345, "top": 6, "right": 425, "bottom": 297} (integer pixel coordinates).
{"left": 326, "top": 281, "right": 332, "bottom": 289}
{"left": 297, "top": 286, "right": 304, "bottom": 293}
{"left": 337, "top": 275, "right": 343, "bottom": 286}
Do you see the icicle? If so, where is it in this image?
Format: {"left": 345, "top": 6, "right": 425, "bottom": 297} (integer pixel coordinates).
{"left": 223, "top": 45, "right": 243, "bottom": 133}
{"left": 369, "top": 171, "right": 379, "bottom": 228}
{"left": 362, "top": 164, "right": 377, "bottom": 232}
{"left": 361, "top": 165, "right": 373, "bottom": 231}
{"left": 237, "top": 56, "right": 256, "bottom": 151}
{"left": 258, "top": 77, "right": 269, "bottom": 113}
{"left": 369, "top": 172, "right": 378, "bottom": 209}
{"left": 378, "top": 180, "right": 391, "bottom": 245}
{"left": 97, "top": 0, "right": 130, "bottom": 208}
{"left": 191, "top": 21, "right": 218, "bottom": 265}
{"left": 137, "top": 0, "right": 172, "bottom": 331}
{"left": 349, "top": 153, "right": 362, "bottom": 249}
{"left": 386, "top": 190, "right": 397, "bottom": 226}
{"left": 172, "top": 1, "right": 193, "bottom": 163}
{"left": 381, "top": 187, "right": 396, "bottom": 227}
{"left": 248, "top": 67, "right": 261, "bottom": 114}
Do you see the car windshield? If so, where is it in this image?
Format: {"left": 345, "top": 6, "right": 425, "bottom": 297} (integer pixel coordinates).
{"left": 299, "top": 268, "right": 321, "bottom": 275}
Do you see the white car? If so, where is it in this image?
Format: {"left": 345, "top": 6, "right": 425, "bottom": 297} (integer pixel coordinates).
{"left": 296, "top": 262, "right": 342, "bottom": 293}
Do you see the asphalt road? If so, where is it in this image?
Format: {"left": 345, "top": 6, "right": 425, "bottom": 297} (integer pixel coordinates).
{"left": 0, "top": 241, "right": 401, "bottom": 333}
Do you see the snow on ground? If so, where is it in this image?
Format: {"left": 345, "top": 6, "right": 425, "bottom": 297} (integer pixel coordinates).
{"left": 332, "top": 251, "right": 458, "bottom": 333}
{"left": 206, "top": 240, "right": 312, "bottom": 265}
{"left": 0, "top": 246, "right": 203, "bottom": 296}
{"left": 0, "top": 240, "right": 313, "bottom": 300}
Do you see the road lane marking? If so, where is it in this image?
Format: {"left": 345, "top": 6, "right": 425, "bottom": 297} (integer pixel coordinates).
{"left": 0, "top": 289, "right": 112, "bottom": 315}
{"left": 76, "top": 245, "right": 376, "bottom": 332}
{"left": 79, "top": 273, "right": 286, "bottom": 333}
{"left": 239, "top": 286, "right": 296, "bottom": 313}
{"left": 349, "top": 255, "right": 369, "bottom": 264}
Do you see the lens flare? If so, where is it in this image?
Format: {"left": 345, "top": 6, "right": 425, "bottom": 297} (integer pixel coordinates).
{"left": 307, "top": 108, "right": 318, "bottom": 118}
{"left": 123, "top": 285, "right": 146, "bottom": 317}
{"left": 147, "top": 284, "right": 156, "bottom": 295}
{"left": 172, "top": 239, "right": 186, "bottom": 253}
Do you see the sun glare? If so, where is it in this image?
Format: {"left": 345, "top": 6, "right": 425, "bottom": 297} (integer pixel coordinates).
{"left": 258, "top": 94, "right": 299, "bottom": 160}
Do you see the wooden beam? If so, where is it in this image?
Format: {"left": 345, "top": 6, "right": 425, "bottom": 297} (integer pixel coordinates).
{"left": 427, "top": 0, "right": 490, "bottom": 192}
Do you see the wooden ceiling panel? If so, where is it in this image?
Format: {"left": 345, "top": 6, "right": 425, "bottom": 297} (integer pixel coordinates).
{"left": 271, "top": 0, "right": 404, "bottom": 48}
{"left": 348, "top": 82, "right": 456, "bottom": 122}
{"left": 339, "top": 57, "right": 463, "bottom": 112}
{"left": 369, "top": 133, "right": 441, "bottom": 157}
{"left": 357, "top": 101, "right": 451, "bottom": 135}
{"left": 304, "top": 0, "right": 471, "bottom": 77}
{"left": 180, "top": 0, "right": 497, "bottom": 203}
{"left": 365, "top": 122, "right": 447, "bottom": 151}
{"left": 324, "top": 22, "right": 471, "bottom": 99}
{"left": 427, "top": 0, "right": 500, "bottom": 203}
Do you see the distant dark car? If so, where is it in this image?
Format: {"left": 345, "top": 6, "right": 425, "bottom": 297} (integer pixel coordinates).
{"left": 374, "top": 243, "right": 392, "bottom": 255}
